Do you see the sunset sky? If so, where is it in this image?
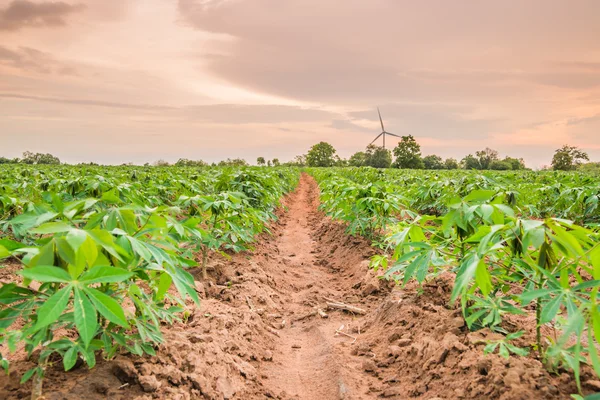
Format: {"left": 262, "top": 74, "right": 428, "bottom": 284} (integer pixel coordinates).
{"left": 1, "top": 0, "right": 599, "bottom": 166}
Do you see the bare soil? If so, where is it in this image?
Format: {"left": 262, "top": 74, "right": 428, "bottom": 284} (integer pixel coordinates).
{"left": 1, "top": 173, "right": 597, "bottom": 399}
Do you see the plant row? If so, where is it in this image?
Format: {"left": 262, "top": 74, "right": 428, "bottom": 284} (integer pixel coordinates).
{"left": 0, "top": 165, "right": 299, "bottom": 392}
{"left": 310, "top": 167, "right": 600, "bottom": 394}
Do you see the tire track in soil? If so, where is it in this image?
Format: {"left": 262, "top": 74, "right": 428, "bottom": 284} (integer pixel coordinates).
{"left": 259, "top": 173, "right": 380, "bottom": 400}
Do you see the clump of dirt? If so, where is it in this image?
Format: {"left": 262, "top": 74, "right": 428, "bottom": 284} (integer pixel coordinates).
{"left": 0, "top": 173, "right": 591, "bottom": 399}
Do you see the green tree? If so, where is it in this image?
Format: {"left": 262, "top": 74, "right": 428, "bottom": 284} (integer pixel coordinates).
{"left": 272, "top": 158, "right": 280, "bottom": 166}
{"left": 461, "top": 154, "right": 481, "bottom": 170}
{"left": 365, "top": 145, "right": 392, "bottom": 168}
{"left": 392, "top": 135, "right": 423, "bottom": 169}
{"left": 349, "top": 151, "right": 367, "bottom": 167}
{"left": 257, "top": 157, "right": 266, "bottom": 166}
{"left": 578, "top": 161, "right": 600, "bottom": 173}
{"left": 283, "top": 155, "right": 306, "bottom": 167}
{"left": 21, "top": 151, "right": 61, "bottom": 165}
{"left": 422, "top": 154, "right": 444, "bottom": 170}
{"left": 334, "top": 156, "right": 348, "bottom": 167}
{"left": 306, "top": 142, "right": 337, "bottom": 167}
{"left": 218, "top": 158, "right": 249, "bottom": 166}
{"left": 489, "top": 160, "right": 512, "bottom": 170}
{"left": 552, "top": 145, "right": 589, "bottom": 171}
{"left": 444, "top": 158, "right": 459, "bottom": 170}
{"left": 475, "top": 148, "right": 499, "bottom": 170}
{"left": 0, "top": 157, "right": 18, "bottom": 164}
{"left": 503, "top": 157, "right": 526, "bottom": 170}
{"left": 175, "top": 158, "right": 207, "bottom": 167}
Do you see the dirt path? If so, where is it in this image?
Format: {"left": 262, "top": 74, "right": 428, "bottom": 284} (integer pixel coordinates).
{"left": 259, "top": 173, "right": 375, "bottom": 399}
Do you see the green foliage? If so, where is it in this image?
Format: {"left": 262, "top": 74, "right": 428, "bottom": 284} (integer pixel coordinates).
{"left": 578, "top": 162, "right": 600, "bottom": 173}
{"left": 392, "top": 135, "right": 423, "bottom": 169}
{"left": 310, "top": 167, "right": 600, "bottom": 393}
{"left": 423, "top": 155, "right": 445, "bottom": 170}
{"left": 484, "top": 331, "right": 529, "bottom": 358}
{"left": 553, "top": 145, "right": 590, "bottom": 171}
{"left": 489, "top": 160, "right": 512, "bottom": 170}
{"left": 348, "top": 146, "right": 392, "bottom": 168}
{"left": 504, "top": 157, "right": 526, "bottom": 170}
{"left": 20, "top": 152, "right": 61, "bottom": 165}
{"left": 218, "top": 158, "right": 249, "bottom": 167}
{"left": 175, "top": 158, "right": 207, "bottom": 167}
{"left": 349, "top": 151, "right": 367, "bottom": 167}
{"left": 257, "top": 157, "right": 266, "bottom": 166}
{"left": 461, "top": 154, "right": 481, "bottom": 170}
{"left": 0, "top": 157, "right": 19, "bottom": 164}
{"left": 306, "top": 142, "right": 337, "bottom": 167}
{"left": 444, "top": 158, "right": 459, "bottom": 170}
{"left": 0, "top": 164, "right": 299, "bottom": 390}
{"left": 475, "top": 148, "right": 499, "bottom": 170}
{"left": 365, "top": 145, "right": 392, "bottom": 168}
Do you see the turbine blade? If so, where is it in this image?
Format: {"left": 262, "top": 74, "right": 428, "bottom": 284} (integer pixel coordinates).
{"left": 385, "top": 131, "right": 402, "bottom": 138}
{"left": 377, "top": 107, "right": 385, "bottom": 132}
{"left": 369, "top": 132, "right": 383, "bottom": 145}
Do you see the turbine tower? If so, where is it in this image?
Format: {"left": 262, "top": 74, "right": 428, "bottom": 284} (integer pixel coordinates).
{"left": 369, "top": 107, "right": 401, "bottom": 149}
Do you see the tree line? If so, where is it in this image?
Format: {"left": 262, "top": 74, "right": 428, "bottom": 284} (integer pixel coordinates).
{"left": 297, "top": 137, "right": 593, "bottom": 171}
{"left": 0, "top": 151, "right": 61, "bottom": 165}
{"left": 1, "top": 141, "right": 593, "bottom": 171}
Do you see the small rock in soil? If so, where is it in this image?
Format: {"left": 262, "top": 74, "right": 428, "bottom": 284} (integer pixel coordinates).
{"left": 396, "top": 338, "right": 411, "bottom": 347}
{"left": 262, "top": 350, "right": 273, "bottom": 361}
{"left": 388, "top": 332, "right": 402, "bottom": 343}
{"left": 188, "top": 333, "right": 213, "bottom": 343}
{"left": 92, "top": 382, "right": 109, "bottom": 395}
{"left": 382, "top": 387, "right": 403, "bottom": 397}
{"left": 503, "top": 369, "right": 522, "bottom": 387}
{"left": 216, "top": 377, "right": 236, "bottom": 399}
{"left": 451, "top": 317, "right": 465, "bottom": 328}
{"left": 194, "top": 281, "right": 205, "bottom": 296}
{"left": 387, "top": 345, "right": 402, "bottom": 357}
{"left": 362, "top": 359, "right": 376, "bottom": 372}
{"left": 111, "top": 357, "right": 138, "bottom": 384}
{"left": 139, "top": 375, "right": 161, "bottom": 393}
{"left": 361, "top": 283, "right": 378, "bottom": 296}
{"left": 584, "top": 380, "right": 600, "bottom": 391}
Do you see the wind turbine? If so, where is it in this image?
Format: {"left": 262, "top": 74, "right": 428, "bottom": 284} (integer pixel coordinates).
{"left": 369, "top": 107, "right": 401, "bottom": 149}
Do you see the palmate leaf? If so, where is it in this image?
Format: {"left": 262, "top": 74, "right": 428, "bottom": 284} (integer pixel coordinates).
{"left": 30, "top": 221, "right": 73, "bottom": 234}
{"left": 84, "top": 287, "right": 129, "bottom": 328}
{"left": 73, "top": 288, "right": 98, "bottom": 348}
{"left": 20, "top": 266, "right": 72, "bottom": 283}
{"left": 35, "top": 285, "right": 72, "bottom": 329}
{"left": 451, "top": 254, "right": 482, "bottom": 302}
{"left": 540, "top": 295, "right": 564, "bottom": 324}
{"left": 78, "top": 266, "right": 132, "bottom": 284}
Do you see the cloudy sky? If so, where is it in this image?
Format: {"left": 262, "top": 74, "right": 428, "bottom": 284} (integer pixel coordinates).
{"left": 1, "top": 0, "right": 599, "bottom": 166}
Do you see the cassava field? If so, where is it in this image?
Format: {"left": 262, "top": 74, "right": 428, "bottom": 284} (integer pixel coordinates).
{"left": 1, "top": 165, "right": 600, "bottom": 399}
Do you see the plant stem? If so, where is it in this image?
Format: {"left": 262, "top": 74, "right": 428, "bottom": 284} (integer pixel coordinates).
{"left": 536, "top": 295, "right": 542, "bottom": 359}
{"left": 30, "top": 359, "right": 47, "bottom": 400}
{"left": 201, "top": 246, "right": 208, "bottom": 280}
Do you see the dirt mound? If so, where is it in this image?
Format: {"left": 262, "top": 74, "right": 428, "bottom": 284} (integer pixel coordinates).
{"left": 351, "top": 280, "right": 585, "bottom": 399}
{"left": 0, "top": 173, "right": 587, "bottom": 399}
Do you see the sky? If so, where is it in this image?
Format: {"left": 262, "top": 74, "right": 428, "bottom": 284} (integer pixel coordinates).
{"left": 1, "top": 0, "right": 599, "bottom": 167}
